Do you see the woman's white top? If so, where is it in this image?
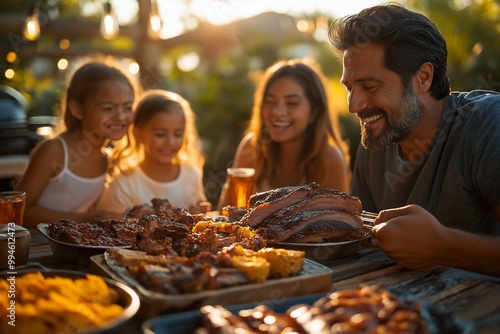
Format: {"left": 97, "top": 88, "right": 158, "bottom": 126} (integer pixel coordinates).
{"left": 97, "top": 164, "right": 207, "bottom": 214}
{"left": 36, "top": 137, "right": 106, "bottom": 213}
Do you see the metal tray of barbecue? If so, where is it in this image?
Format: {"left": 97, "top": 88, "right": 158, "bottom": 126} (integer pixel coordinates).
{"left": 37, "top": 223, "right": 132, "bottom": 266}
{"left": 142, "top": 288, "right": 474, "bottom": 334}
{"left": 90, "top": 248, "right": 334, "bottom": 318}
{"left": 268, "top": 227, "right": 372, "bottom": 263}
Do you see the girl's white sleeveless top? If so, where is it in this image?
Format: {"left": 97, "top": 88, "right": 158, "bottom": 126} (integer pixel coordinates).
{"left": 36, "top": 137, "right": 106, "bottom": 213}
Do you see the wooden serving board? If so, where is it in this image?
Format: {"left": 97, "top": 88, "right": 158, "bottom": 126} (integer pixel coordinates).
{"left": 90, "top": 253, "right": 334, "bottom": 319}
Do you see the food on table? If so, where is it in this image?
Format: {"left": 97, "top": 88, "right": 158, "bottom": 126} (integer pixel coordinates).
{"left": 285, "top": 220, "right": 366, "bottom": 243}
{"left": 231, "top": 245, "right": 304, "bottom": 281}
{"left": 231, "top": 253, "right": 270, "bottom": 283}
{"left": 110, "top": 247, "right": 248, "bottom": 294}
{"left": 0, "top": 272, "right": 124, "bottom": 334}
{"left": 192, "top": 221, "right": 263, "bottom": 245}
{"left": 47, "top": 198, "right": 211, "bottom": 247}
{"left": 238, "top": 183, "right": 366, "bottom": 243}
{"left": 134, "top": 218, "right": 266, "bottom": 257}
{"left": 124, "top": 197, "right": 210, "bottom": 220}
{"left": 196, "top": 285, "right": 429, "bottom": 334}
{"left": 103, "top": 207, "right": 304, "bottom": 294}
{"left": 221, "top": 205, "right": 247, "bottom": 222}
{"left": 108, "top": 244, "right": 304, "bottom": 292}
{"left": 48, "top": 218, "right": 146, "bottom": 246}
{"left": 198, "top": 304, "right": 302, "bottom": 333}
{"left": 105, "top": 211, "right": 305, "bottom": 293}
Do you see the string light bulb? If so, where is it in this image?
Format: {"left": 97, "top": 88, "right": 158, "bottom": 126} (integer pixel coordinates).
{"left": 148, "top": 0, "right": 163, "bottom": 39}
{"left": 23, "top": 1, "right": 41, "bottom": 41}
{"left": 100, "top": 1, "right": 119, "bottom": 40}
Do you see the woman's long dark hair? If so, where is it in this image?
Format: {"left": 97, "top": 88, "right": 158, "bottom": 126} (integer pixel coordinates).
{"left": 246, "top": 59, "right": 350, "bottom": 188}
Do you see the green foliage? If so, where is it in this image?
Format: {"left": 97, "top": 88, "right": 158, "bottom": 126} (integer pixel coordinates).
{"left": 407, "top": 0, "right": 500, "bottom": 92}
{"left": 1, "top": 0, "right": 498, "bottom": 206}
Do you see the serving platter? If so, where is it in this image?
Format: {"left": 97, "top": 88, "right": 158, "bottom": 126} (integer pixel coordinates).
{"left": 142, "top": 293, "right": 326, "bottom": 334}
{"left": 0, "top": 268, "right": 140, "bottom": 334}
{"left": 141, "top": 289, "right": 473, "bottom": 334}
{"left": 268, "top": 227, "right": 371, "bottom": 263}
{"left": 89, "top": 249, "right": 334, "bottom": 318}
{"left": 37, "top": 223, "right": 132, "bottom": 266}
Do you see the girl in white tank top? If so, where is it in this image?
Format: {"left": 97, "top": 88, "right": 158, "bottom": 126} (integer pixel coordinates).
{"left": 36, "top": 137, "right": 106, "bottom": 213}
{"left": 14, "top": 58, "right": 137, "bottom": 227}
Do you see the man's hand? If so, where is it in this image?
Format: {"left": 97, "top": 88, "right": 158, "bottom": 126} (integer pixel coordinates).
{"left": 371, "top": 204, "right": 448, "bottom": 270}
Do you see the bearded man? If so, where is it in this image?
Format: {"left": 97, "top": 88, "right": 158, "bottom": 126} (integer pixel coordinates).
{"left": 329, "top": 3, "right": 500, "bottom": 276}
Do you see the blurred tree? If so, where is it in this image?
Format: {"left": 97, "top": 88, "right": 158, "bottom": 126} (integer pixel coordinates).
{"left": 0, "top": 0, "right": 498, "bottom": 205}
{"left": 407, "top": 0, "right": 500, "bottom": 92}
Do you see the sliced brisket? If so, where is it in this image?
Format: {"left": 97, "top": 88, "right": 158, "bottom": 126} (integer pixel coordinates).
{"left": 260, "top": 209, "right": 363, "bottom": 242}
{"left": 240, "top": 183, "right": 319, "bottom": 227}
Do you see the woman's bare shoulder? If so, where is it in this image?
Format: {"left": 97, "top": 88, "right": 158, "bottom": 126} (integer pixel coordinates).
{"left": 234, "top": 133, "right": 259, "bottom": 167}
{"left": 324, "top": 143, "right": 347, "bottom": 166}
{"left": 320, "top": 144, "right": 350, "bottom": 192}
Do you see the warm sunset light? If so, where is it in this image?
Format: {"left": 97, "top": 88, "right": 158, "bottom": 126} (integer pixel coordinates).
{"left": 110, "top": 0, "right": 388, "bottom": 39}
{"left": 128, "top": 62, "right": 140, "bottom": 75}
{"left": 59, "top": 38, "right": 70, "bottom": 50}
{"left": 177, "top": 52, "right": 200, "bottom": 72}
{"left": 23, "top": 14, "right": 41, "bottom": 41}
{"left": 6, "top": 52, "right": 17, "bottom": 63}
{"left": 57, "top": 58, "right": 69, "bottom": 71}
{"left": 4, "top": 68, "right": 15, "bottom": 79}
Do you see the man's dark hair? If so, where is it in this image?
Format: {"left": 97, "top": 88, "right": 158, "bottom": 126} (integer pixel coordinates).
{"left": 329, "top": 3, "right": 450, "bottom": 99}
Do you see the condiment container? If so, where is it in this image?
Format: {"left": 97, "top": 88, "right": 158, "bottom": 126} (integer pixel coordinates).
{"left": 0, "top": 224, "right": 31, "bottom": 270}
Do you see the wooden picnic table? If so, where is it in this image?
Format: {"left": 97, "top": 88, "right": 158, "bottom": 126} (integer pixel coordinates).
{"left": 23, "top": 227, "right": 500, "bottom": 333}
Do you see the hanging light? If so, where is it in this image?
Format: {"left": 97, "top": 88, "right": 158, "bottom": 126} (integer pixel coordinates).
{"left": 100, "top": 1, "right": 119, "bottom": 40}
{"left": 23, "top": 0, "right": 41, "bottom": 41}
{"left": 148, "top": 0, "right": 163, "bottom": 39}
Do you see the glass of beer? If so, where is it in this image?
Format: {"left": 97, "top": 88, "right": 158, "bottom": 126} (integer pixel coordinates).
{"left": 0, "top": 191, "right": 26, "bottom": 226}
{"left": 227, "top": 168, "right": 256, "bottom": 209}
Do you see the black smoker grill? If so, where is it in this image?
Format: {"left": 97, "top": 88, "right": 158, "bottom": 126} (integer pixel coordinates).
{"left": 0, "top": 85, "right": 34, "bottom": 156}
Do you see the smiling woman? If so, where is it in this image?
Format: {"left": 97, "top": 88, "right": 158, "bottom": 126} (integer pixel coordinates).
{"left": 217, "top": 58, "right": 351, "bottom": 210}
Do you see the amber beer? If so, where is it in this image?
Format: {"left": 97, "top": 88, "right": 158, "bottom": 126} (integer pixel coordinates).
{"left": 0, "top": 191, "right": 26, "bottom": 226}
{"left": 227, "top": 168, "right": 256, "bottom": 208}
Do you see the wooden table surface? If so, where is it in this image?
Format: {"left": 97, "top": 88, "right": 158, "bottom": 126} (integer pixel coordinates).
{"left": 18, "top": 227, "right": 500, "bottom": 333}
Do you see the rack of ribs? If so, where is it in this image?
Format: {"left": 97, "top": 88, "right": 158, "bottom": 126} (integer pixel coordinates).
{"left": 238, "top": 183, "right": 365, "bottom": 243}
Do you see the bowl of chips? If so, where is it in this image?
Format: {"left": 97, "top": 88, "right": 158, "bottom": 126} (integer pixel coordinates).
{"left": 0, "top": 269, "right": 140, "bottom": 334}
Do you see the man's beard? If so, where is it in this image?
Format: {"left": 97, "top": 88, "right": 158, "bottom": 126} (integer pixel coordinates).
{"left": 361, "top": 84, "right": 422, "bottom": 151}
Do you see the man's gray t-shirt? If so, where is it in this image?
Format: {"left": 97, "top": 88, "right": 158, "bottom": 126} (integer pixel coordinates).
{"left": 351, "top": 90, "right": 500, "bottom": 235}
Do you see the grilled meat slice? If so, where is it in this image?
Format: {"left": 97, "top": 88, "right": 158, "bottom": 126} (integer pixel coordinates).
{"left": 238, "top": 184, "right": 365, "bottom": 244}
{"left": 124, "top": 204, "right": 156, "bottom": 219}
{"left": 285, "top": 221, "right": 367, "bottom": 243}
{"left": 260, "top": 209, "right": 363, "bottom": 243}
{"left": 247, "top": 182, "right": 319, "bottom": 208}
{"left": 261, "top": 188, "right": 362, "bottom": 224}
{"left": 240, "top": 183, "right": 319, "bottom": 227}
{"left": 48, "top": 218, "right": 145, "bottom": 246}
{"left": 124, "top": 250, "right": 249, "bottom": 294}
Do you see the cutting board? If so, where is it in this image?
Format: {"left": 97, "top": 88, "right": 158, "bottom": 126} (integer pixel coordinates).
{"left": 89, "top": 253, "right": 334, "bottom": 318}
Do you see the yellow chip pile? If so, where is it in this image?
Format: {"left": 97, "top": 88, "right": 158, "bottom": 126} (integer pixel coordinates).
{"left": 0, "top": 272, "right": 124, "bottom": 334}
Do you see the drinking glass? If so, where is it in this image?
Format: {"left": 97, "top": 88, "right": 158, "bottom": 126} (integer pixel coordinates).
{"left": 226, "top": 168, "right": 256, "bottom": 208}
{"left": 0, "top": 191, "right": 26, "bottom": 226}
